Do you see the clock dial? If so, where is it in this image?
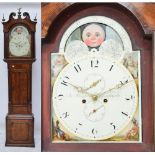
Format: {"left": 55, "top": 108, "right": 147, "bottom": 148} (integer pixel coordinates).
{"left": 9, "top": 26, "right": 31, "bottom": 57}
{"left": 53, "top": 57, "right": 138, "bottom": 140}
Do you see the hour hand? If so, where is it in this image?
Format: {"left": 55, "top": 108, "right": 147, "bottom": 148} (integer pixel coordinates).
{"left": 67, "top": 82, "right": 94, "bottom": 98}
{"left": 85, "top": 79, "right": 102, "bottom": 91}
{"left": 67, "top": 82, "right": 84, "bottom": 92}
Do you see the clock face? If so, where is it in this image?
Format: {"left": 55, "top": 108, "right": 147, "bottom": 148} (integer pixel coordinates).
{"left": 9, "top": 25, "right": 31, "bottom": 57}
{"left": 53, "top": 57, "right": 138, "bottom": 140}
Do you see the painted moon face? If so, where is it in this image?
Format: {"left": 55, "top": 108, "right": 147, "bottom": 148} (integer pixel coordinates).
{"left": 82, "top": 23, "right": 105, "bottom": 48}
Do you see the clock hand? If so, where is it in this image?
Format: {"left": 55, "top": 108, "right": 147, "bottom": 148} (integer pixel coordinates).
{"left": 67, "top": 81, "right": 111, "bottom": 102}
{"left": 67, "top": 82, "right": 94, "bottom": 98}
{"left": 85, "top": 79, "right": 102, "bottom": 91}
{"left": 67, "top": 82, "right": 100, "bottom": 101}
{"left": 20, "top": 41, "right": 28, "bottom": 46}
{"left": 12, "top": 41, "right": 22, "bottom": 47}
{"left": 89, "top": 104, "right": 104, "bottom": 116}
{"left": 11, "top": 42, "right": 19, "bottom": 46}
{"left": 97, "top": 80, "right": 134, "bottom": 98}
{"left": 67, "top": 82, "right": 84, "bottom": 92}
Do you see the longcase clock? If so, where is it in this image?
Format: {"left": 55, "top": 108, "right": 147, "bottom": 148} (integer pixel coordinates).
{"left": 2, "top": 9, "right": 37, "bottom": 147}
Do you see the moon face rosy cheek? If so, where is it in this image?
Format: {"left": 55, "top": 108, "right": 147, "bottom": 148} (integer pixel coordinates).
{"left": 96, "top": 37, "right": 104, "bottom": 45}
{"left": 83, "top": 39, "right": 93, "bottom": 47}
{"left": 84, "top": 37, "right": 104, "bottom": 47}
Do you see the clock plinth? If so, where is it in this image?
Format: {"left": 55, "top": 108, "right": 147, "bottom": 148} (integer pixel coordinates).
{"left": 6, "top": 114, "right": 34, "bottom": 147}
{"left": 2, "top": 9, "right": 37, "bottom": 147}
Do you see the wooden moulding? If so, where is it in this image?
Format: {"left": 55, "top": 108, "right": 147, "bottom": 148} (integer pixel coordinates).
{"left": 153, "top": 31, "right": 155, "bottom": 151}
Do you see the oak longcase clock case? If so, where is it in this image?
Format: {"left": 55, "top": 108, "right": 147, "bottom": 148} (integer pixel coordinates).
{"left": 42, "top": 3, "right": 155, "bottom": 151}
{"left": 2, "top": 9, "right": 37, "bottom": 147}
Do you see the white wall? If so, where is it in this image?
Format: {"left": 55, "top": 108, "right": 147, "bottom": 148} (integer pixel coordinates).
{"left": 0, "top": 3, "right": 41, "bottom": 152}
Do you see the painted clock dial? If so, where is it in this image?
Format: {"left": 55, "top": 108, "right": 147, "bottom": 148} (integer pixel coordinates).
{"left": 9, "top": 25, "right": 31, "bottom": 57}
{"left": 53, "top": 57, "right": 138, "bottom": 140}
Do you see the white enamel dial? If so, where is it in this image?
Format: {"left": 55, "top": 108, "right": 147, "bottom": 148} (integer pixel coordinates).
{"left": 9, "top": 26, "right": 30, "bottom": 57}
{"left": 53, "top": 57, "right": 138, "bottom": 140}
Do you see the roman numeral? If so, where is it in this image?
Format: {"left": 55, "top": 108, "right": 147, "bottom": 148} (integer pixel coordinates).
{"left": 91, "top": 60, "right": 99, "bottom": 68}
{"left": 92, "top": 128, "right": 98, "bottom": 134}
{"left": 125, "top": 80, "right": 129, "bottom": 83}
{"left": 74, "top": 64, "right": 81, "bottom": 73}
{"left": 58, "top": 94, "right": 64, "bottom": 100}
{"left": 61, "top": 76, "right": 69, "bottom": 86}
{"left": 60, "top": 112, "right": 69, "bottom": 119}
{"left": 92, "top": 128, "right": 98, "bottom": 138}
{"left": 120, "top": 80, "right": 129, "bottom": 85}
{"left": 74, "top": 128, "right": 78, "bottom": 133}
{"left": 119, "top": 80, "right": 129, "bottom": 88}
{"left": 110, "top": 123, "right": 116, "bottom": 132}
{"left": 109, "top": 65, "right": 114, "bottom": 71}
{"left": 61, "top": 81, "right": 68, "bottom": 86}
{"left": 75, "top": 123, "right": 83, "bottom": 133}
{"left": 125, "top": 95, "right": 135, "bottom": 100}
{"left": 121, "top": 112, "right": 128, "bottom": 117}
{"left": 120, "top": 81, "right": 124, "bottom": 85}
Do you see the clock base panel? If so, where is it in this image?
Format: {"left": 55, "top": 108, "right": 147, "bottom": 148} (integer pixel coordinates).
{"left": 5, "top": 114, "right": 35, "bottom": 147}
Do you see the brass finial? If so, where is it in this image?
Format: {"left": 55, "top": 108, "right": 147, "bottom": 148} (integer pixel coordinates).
{"left": 2, "top": 13, "right": 5, "bottom": 22}
{"left": 34, "top": 13, "right": 37, "bottom": 22}
{"left": 17, "top": 8, "right": 22, "bottom": 19}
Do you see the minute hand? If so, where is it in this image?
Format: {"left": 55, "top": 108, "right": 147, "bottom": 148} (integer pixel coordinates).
{"left": 97, "top": 80, "right": 134, "bottom": 98}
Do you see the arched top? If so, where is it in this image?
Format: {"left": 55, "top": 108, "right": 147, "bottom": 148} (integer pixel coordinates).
{"left": 59, "top": 16, "right": 133, "bottom": 53}
{"left": 42, "top": 3, "right": 155, "bottom": 39}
